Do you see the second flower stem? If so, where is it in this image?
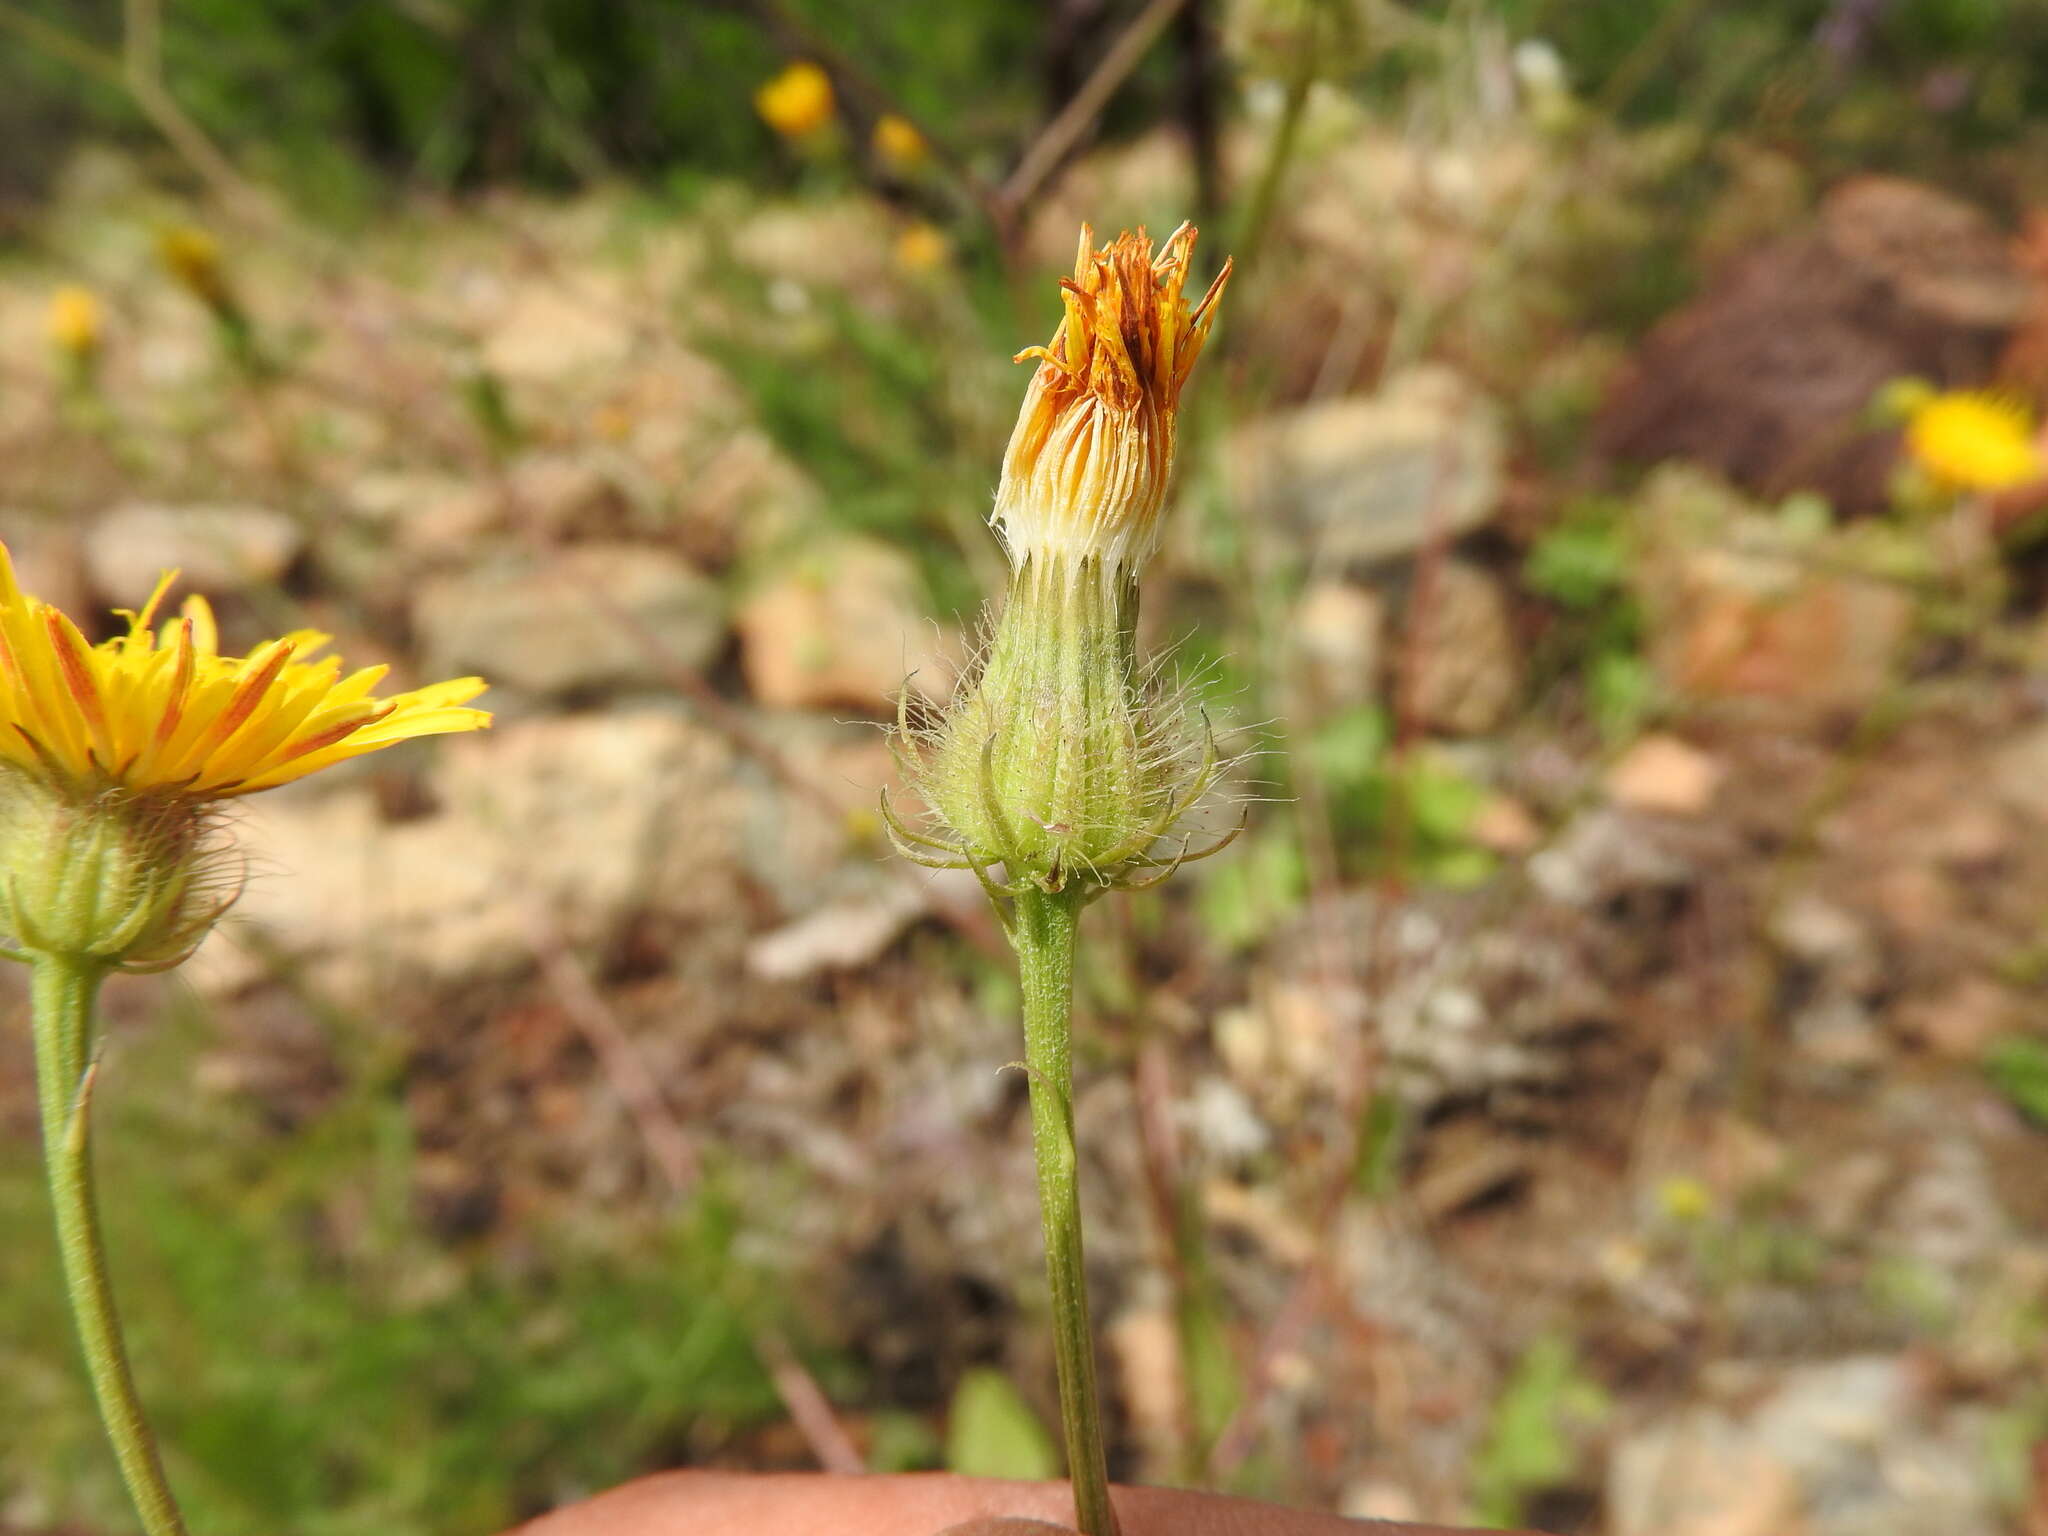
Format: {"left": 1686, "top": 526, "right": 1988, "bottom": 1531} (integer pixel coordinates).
{"left": 1013, "top": 884, "right": 1119, "bottom": 1536}
{"left": 31, "top": 952, "right": 190, "bottom": 1536}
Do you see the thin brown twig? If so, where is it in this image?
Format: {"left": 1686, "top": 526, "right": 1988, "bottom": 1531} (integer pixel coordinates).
{"left": 525, "top": 910, "right": 700, "bottom": 1194}
{"left": 525, "top": 915, "right": 868, "bottom": 1476}
{"left": 999, "top": 0, "right": 1194, "bottom": 220}
{"left": 118, "top": 0, "right": 282, "bottom": 224}
{"left": 1130, "top": 1036, "right": 1200, "bottom": 1473}
{"left": 1209, "top": 420, "right": 1464, "bottom": 1483}
{"left": 751, "top": 1327, "right": 868, "bottom": 1476}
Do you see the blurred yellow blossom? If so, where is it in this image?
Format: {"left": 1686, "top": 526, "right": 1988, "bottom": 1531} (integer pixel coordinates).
{"left": 894, "top": 222, "right": 951, "bottom": 273}
{"left": 1902, "top": 387, "right": 2042, "bottom": 492}
{"left": 1654, "top": 1175, "right": 1712, "bottom": 1225}
{"left": 755, "top": 61, "right": 835, "bottom": 140}
{"left": 873, "top": 113, "right": 928, "bottom": 169}
{"left": 47, "top": 285, "right": 103, "bottom": 358}
{"left": 155, "top": 223, "right": 231, "bottom": 309}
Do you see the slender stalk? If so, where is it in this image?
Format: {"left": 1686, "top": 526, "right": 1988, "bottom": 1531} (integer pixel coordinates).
{"left": 30, "top": 953, "right": 190, "bottom": 1536}
{"left": 1012, "top": 884, "right": 1119, "bottom": 1536}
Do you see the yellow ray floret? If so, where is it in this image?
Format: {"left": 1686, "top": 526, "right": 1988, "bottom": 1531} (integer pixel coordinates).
{"left": 0, "top": 542, "right": 489, "bottom": 801}
{"left": 1905, "top": 389, "right": 2043, "bottom": 492}
{"left": 993, "top": 222, "right": 1231, "bottom": 575}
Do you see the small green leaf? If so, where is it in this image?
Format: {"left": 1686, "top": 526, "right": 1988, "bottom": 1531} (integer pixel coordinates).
{"left": 1524, "top": 504, "right": 1630, "bottom": 611}
{"left": 946, "top": 1368, "right": 1060, "bottom": 1482}
{"left": 1310, "top": 705, "right": 1389, "bottom": 794}
{"left": 1469, "top": 1334, "right": 1609, "bottom": 1526}
{"left": 1197, "top": 833, "right": 1307, "bottom": 953}
{"left": 868, "top": 1410, "right": 945, "bottom": 1473}
{"left": 1353, "top": 1092, "right": 1411, "bottom": 1197}
{"left": 1984, "top": 1033, "right": 2048, "bottom": 1125}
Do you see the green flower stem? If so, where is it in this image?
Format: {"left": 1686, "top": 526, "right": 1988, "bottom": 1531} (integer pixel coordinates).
{"left": 1013, "top": 884, "right": 1120, "bottom": 1536}
{"left": 30, "top": 952, "right": 190, "bottom": 1536}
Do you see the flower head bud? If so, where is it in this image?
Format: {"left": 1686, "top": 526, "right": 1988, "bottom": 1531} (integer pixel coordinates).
{"left": 0, "top": 776, "right": 225, "bottom": 972}
{"left": 887, "top": 225, "right": 1236, "bottom": 898}
{"left": 872, "top": 113, "right": 928, "bottom": 170}
{"left": 47, "top": 285, "right": 104, "bottom": 361}
{"left": 755, "top": 61, "right": 836, "bottom": 140}
{"left": 0, "top": 541, "right": 489, "bottom": 968}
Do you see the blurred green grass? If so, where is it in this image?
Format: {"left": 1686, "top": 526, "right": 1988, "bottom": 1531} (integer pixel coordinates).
{"left": 0, "top": 988, "right": 788, "bottom": 1536}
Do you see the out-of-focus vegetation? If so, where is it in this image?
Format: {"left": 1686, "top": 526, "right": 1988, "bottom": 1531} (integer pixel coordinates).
{"left": 5, "top": 1, "right": 2048, "bottom": 1533}
{"left": 4, "top": 0, "right": 2048, "bottom": 214}
{"left": 0, "top": 994, "right": 786, "bottom": 1536}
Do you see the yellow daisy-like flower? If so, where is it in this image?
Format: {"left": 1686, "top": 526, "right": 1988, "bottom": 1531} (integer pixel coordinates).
{"left": 993, "top": 222, "right": 1232, "bottom": 576}
{"left": 0, "top": 543, "right": 488, "bottom": 801}
{"left": 0, "top": 543, "right": 488, "bottom": 968}
{"left": 755, "top": 60, "right": 835, "bottom": 140}
{"left": 1904, "top": 389, "right": 2043, "bottom": 492}
{"left": 47, "top": 285, "right": 103, "bottom": 358}
{"left": 872, "top": 113, "right": 928, "bottom": 169}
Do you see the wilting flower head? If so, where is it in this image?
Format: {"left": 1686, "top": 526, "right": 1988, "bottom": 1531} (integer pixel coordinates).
{"left": 755, "top": 61, "right": 835, "bottom": 140}
{"left": 993, "top": 223, "right": 1231, "bottom": 579}
{"left": 1901, "top": 387, "right": 2043, "bottom": 492}
{"left": 886, "top": 224, "right": 1236, "bottom": 898}
{"left": 0, "top": 543, "right": 488, "bottom": 967}
{"left": 47, "top": 285, "right": 103, "bottom": 360}
{"left": 872, "top": 113, "right": 928, "bottom": 169}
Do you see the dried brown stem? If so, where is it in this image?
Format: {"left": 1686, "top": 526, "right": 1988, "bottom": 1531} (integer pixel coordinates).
{"left": 999, "top": 0, "right": 1194, "bottom": 219}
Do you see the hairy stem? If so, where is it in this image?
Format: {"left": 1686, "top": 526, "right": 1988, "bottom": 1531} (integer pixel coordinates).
{"left": 31, "top": 953, "right": 190, "bottom": 1536}
{"left": 1013, "top": 884, "right": 1120, "bottom": 1536}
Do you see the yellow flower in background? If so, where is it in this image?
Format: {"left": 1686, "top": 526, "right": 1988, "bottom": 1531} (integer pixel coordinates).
{"left": 873, "top": 113, "right": 928, "bottom": 169}
{"left": 155, "top": 223, "right": 231, "bottom": 309}
{"left": 894, "top": 221, "right": 950, "bottom": 273}
{"left": 47, "top": 285, "right": 103, "bottom": 358}
{"left": 755, "top": 60, "right": 835, "bottom": 140}
{"left": 0, "top": 544, "right": 489, "bottom": 803}
{"left": 1903, "top": 388, "right": 2042, "bottom": 492}
{"left": 1655, "top": 1175, "right": 1713, "bottom": 1225}
{"left": 995, "top": 221, "right": 1233, "bottom": 575}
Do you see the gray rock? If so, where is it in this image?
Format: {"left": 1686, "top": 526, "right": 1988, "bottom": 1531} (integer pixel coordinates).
{"left": 186, "top": 708, "right": 745, "bottom": 1002}
{"left": 1376, "top": 919, "right": 1599, "bottom": 1108}
{"left": 1882, "top": 1134, "right": 2008, "bottom": 1292}
{"left": 1409, "top": 558, "right": 1520, "bottom": 735}
{"left": 414, "top": 543, "right": 724, "bottom": 698}
{"left": 88, "top": 501, "right": 303, "bottom": 599}
{"left": 1180, "top": 1076, "right": 1272, "bottom": 1163}
{"left": 1610, "top": 1356, "right": 1998, "bottom": 1536}
{"left": 1772, "top": 890, "right": 1881, "bottom": 995}
{"left": 1528, "top": 807, "right": 1693, "bottom": 908}
{"left": 340, "top": 470, "right": 500, "bottom": 556}
{"left": 1229, "top": 366, "right": 1504, "bottom": 569}
{"left": 1791, "top": 992, "right": 1886, "bottom": 1074}
{"left": 1992, "top": 722, "right": 2048, "bottom": 827}
{"left": 1290, "top": 580, "right": 1386, "bottom": 712}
